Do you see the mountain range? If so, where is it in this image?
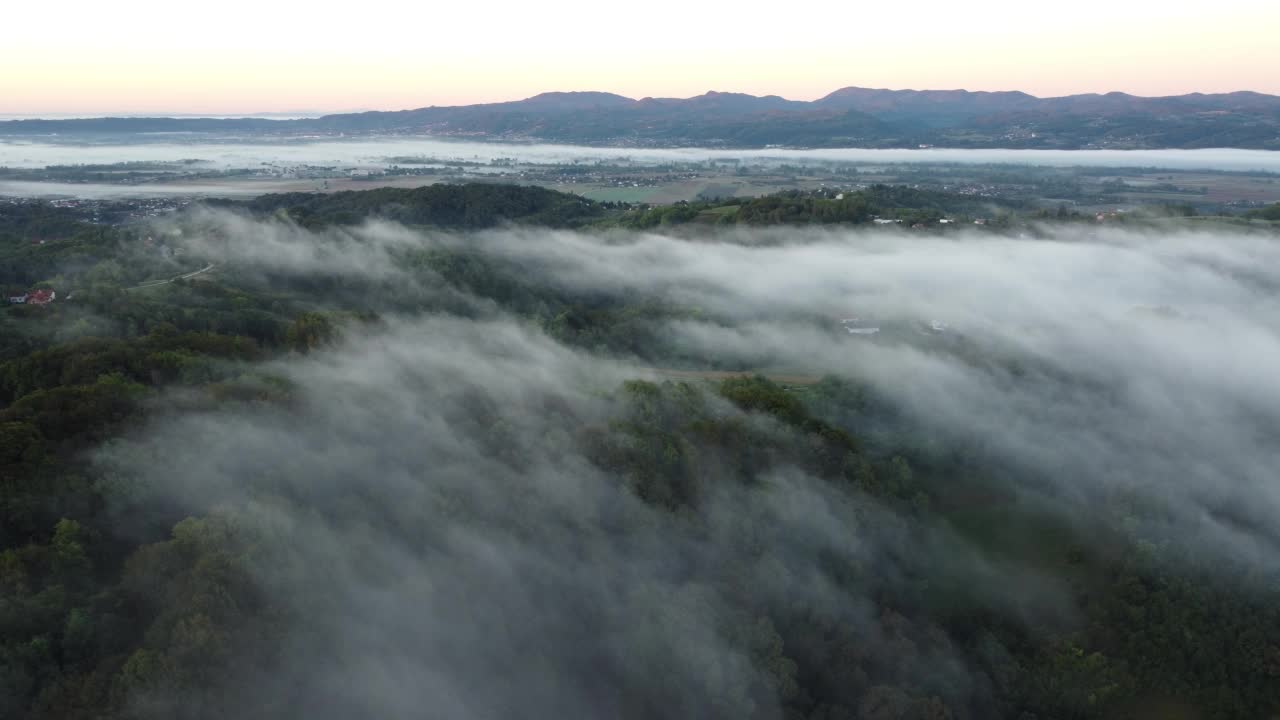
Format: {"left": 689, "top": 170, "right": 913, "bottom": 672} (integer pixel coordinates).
{"left": 4, "top": 87, "right": 1280, "bottom": 150}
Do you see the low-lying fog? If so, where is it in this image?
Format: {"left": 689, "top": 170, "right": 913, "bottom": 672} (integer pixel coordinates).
{"left": 0, "top": 179, "right": 277, "bottom": 199}
{"left": 92, "top": 212, "right": 1280, "bottom": 718}
{"left": 3, "top": 136, "right": 1280, "bottom": 173}
{"left": 162, "top": 211, "right": 1280, "bottom": 578}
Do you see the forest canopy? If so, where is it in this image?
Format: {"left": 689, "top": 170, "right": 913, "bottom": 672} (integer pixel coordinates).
{"left": 2, "top": 186, "right": 1279, "bottom": 720}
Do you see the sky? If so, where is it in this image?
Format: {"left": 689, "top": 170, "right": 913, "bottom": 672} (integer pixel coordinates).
{"left": 4, "top": 0, "right": 1279, "bottom": 115}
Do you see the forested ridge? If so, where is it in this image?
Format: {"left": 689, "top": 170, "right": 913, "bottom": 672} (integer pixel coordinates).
{"left": 2, "top": 186, "right": 1279, "bottom": 719}
{"left": 5, "top": 86, "right": 1279, "bottom": 149}
{"left": 206, "top": 182, "right": 1021, "bottom": 230}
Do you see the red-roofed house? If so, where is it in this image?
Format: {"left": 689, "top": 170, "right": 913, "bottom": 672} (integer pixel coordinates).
{"left": 27, "top": 289, "right": 55, "bottom": 306}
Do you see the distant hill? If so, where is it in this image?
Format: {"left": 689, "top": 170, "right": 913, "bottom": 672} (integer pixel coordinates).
{"left": 3, "top": 87, "right": 1279, "bottom": 150}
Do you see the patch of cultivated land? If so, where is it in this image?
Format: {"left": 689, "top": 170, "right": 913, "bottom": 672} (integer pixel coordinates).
{"left": 574, "top": 186, "right": 664, "bottom": 203}
{"left": 1106, "top": 172, "right": 1278, "bottom": 202}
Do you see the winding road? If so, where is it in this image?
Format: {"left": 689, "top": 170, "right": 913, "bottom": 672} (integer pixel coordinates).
{"left": 128, "top": 263, "right": 216, "bottom": 290}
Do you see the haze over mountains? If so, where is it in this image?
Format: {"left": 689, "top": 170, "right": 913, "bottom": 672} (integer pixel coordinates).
{"left": 3, "top": 86, "right": 1280, "bottom": 150}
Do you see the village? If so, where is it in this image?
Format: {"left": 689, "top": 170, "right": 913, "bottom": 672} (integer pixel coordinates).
{"left": 6, "top": 288, "right": 57, "bottom": 306}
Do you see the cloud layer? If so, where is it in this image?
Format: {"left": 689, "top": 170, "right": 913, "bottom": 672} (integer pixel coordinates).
{"left": 100, "top": 212, "right": 1280, "bottom": 717}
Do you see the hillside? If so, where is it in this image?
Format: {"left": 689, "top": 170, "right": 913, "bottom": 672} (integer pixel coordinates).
{"left": 2, "top": 188, "right": 1280, "bottom": 719}
{"left": 3, "top": 87, "right": 1279, "bottom": 149}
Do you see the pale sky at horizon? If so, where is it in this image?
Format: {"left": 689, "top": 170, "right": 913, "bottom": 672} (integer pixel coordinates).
{"left": 4, "top": 0, "right": 1279, "bottom": 115}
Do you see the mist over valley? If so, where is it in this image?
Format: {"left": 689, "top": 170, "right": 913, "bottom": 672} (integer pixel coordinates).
{"left": 5, "top": 8, "right": 1280, "bottom": 718}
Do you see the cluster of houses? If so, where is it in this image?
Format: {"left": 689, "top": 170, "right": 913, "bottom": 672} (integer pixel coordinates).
{"left": 872, "top": 216, "right": 987, "bottom": 228}
{"left": 7, "top": 289, "right": 56, "bottom": 306}
{"left": 840, "top": 317, "right": 881, "bottom": 335}
{"left": 839, "top": 316, "right": 951, "bottom": 338}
